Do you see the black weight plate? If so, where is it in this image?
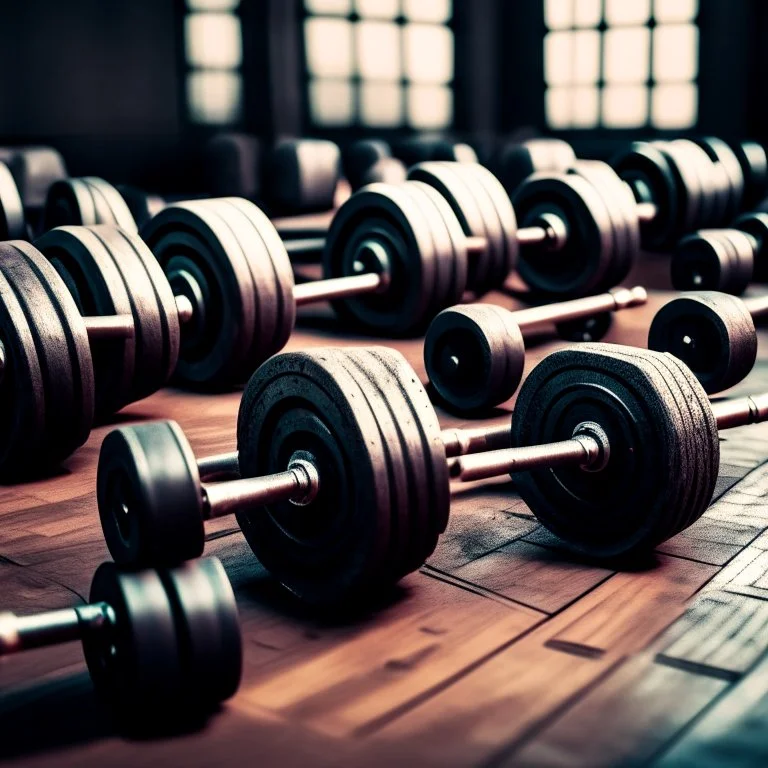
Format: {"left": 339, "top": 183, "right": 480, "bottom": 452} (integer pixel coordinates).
{"left": 84, "top": 562, "right": 183, "bottom": 719}
{"left": 322, "top": 184, "right": 438, "bottom": 336}
{"left": 696, "top": 137, "right": 744, "bottom": 224}
{"left": 97, "top": 421, "right": 205, "bottom": 567}
{"left": 0, "top": 162, "right": 26, "bottom": 240}
{"left": 555, "top": 312, "right": 613, "bottom": 342}
{"left": 653, "top": 141, "right": 702, "bottom": 233}
{"left": 735, "top": 212, "right": 768, "bottom": 282}
{"left": 0, "top": 241, "right": 94, "bottom": 474}
{"left": 405, "top": 180, "right": 468, "bottom": 313}
{"left": 510, "top": 344, "right": 719, "bottom": 557}
{"left": 568, "top": 160, "right": 633, "bottom": 288}
{"left": 338, "top": 348, "right": 421, "bottom": 581}
{"left": 424, "top": 303, "right": 525, "bottom": 413}
{"left": 264, "top": 139, "right": 340, "bottom": 214}
{"left": 512, "top": 173, "right": 613, "bottom": 298}
{"left": 82, "top": 178, "right": 139, "bottom": 234}
{"left": 43, "top": 178, "right": 95, "bottom": 231}
{"left": 236, "top": 349, "right": 395, "bottom": 605}
{"left": 160, "top": 557, "right": 242, "bottom": 709}
{"left": 204, "top": 132, "right": 261, "bottom": 199}
{"left": 733, "top": 141, "right": 768, "bottom": 210}
{"left": 461, "top": 162, "right": 519, "bottom": 289}
{"left": 671, "top": 230, "right": 752, "bottom": 295}
{"left": 361, "top": 157, "right": 407, "bottom": 187}
{"left": 611, "top": 142, "right": 679, "bottom": 250}
{"left": 142, "top": 200, "right": 260, "bottom": 387}
{"left": 393, "top": 137, "right": 478, "bottom": 167}
{"left": 719, "top": 229, "right": 757, "bottom": 295}
{"left": 672, "top": 140, "right": 719, "bottom": 227}
{"left": 2, "top": 146, "right": 68, "bottom": 210}
{"left": 343, "top": 139, "right": 392, "bottom": 191}
{"left": 408, "top": 162, "right": 493, "bottom": 294}
{"left": 116, "top": 185, "right": 167, "bottom": 230}
{"left": 494, "top": 139, "right": 576, "bottom": 198}
{"left": 648, "top": 292, "right": 757, "bottom": 393}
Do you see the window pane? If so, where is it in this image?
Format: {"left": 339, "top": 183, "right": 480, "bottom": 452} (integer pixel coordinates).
{"left": 544, "top": 31, "right": 572, "bottom": 86}
{"left": 309, "top": 79, "right": 355, "bottom": 125}
{"left": 357, "top": 22, "right": 401, "bottom": 79}
{"left": 545, "top": 0, "right": 573, "bottom": 30}
{"left": 305, "top": 0, "right": 352, "bottom": 13}
{"left": 187, "top": 0, "right": 239, "bottom": 9}
{"left": 187, "top": 71, "right": 242, "bottom": 123}
{"left": 602, "top": 84, "right": 648, "bottom": 127}
{"left": 652, "top": 82, "right": 697, "bottom": 127}
{"left": 360, "top": 82, "right": 403, "bottom": 125}
{"left": 403, "top": 24, "right": 454, "bottom": 83}
{"left": 605, "top": 0, "right": 650, "bottom": 25}
{"left": 654, "top": 0, "right": 698, "bottom": 22}
{"left": 356, "top": 0, "right": 399, "bottom": 18}
{"left": 546, "top": 87, "right": 572, "bottom": 128}
{"left": 604, "top": 27, "right": 650, "bottom": 83}
{"left": 573, "top": 29, "right": 600, "bottom": 84}
{"left": 403, "top": 0, "right": 452, "bottom": 23}
{"left": 574, "top": 0, "right": 601, "bottom": 27}
{"left": 185, "top": 13, "right": 242, "bottom": 69}
{"left": 407, "top": 84, "right": 452, "bottom": 128}
{"left": 572, "top": 85, "right": 600, "bottom": 127}
{"left": 305, "top": 18, "right": 354, "bottom": 77}
{"left": 653, "top": 24, "right": 698, "bottom": 81}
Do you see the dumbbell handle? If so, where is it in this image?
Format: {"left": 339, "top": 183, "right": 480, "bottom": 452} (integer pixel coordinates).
{"left": 511, "top": 286, "right": 648, "bottom": 331}
{"left": 635, "top": 201, "right": 657, "bottom": 223}
{"left": 743, "top": 295, "right": 768, "bottom": 319}
{"left": 0, "top": 602, "right": 112, "bottom": 656}
{"left": 81, "top": 295, "right": 195, "bottom": 342}
{"left": 449, "top": 392, "right": 768, "bottom": 483}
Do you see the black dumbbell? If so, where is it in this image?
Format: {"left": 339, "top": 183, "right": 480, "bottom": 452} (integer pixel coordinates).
{"left": 732, "top": 140, "right": 768, "bottom": 210}
{"left": 491, "top": 138, "right": 577, "bottom": 198}
{"left": 342, "top": 139, "right": 408, "bottom": 192}
{"left": 671, "top": 213, "right": 768, "bottom": 294}
{"left": 0, "top": 145, "right": 68, "bottom": 215}
{"left": 649, "top": 291, "right": 767, "bottom": 393}
{"left": 97, "top": 344, "right": 768, "bottom": 605}
{"left": 424, "top": 286, "right": 648, "bottom": 412}
{"left": 0, "top": 162, "right": 27, "bottom": 240}
{"left": 0, "top": 557, "right": 241, "bottom": 724}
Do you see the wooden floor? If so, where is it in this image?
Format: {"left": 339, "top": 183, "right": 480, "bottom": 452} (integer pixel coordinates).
{"left": 4, "top": 254, "right": 768, "bottom": 767}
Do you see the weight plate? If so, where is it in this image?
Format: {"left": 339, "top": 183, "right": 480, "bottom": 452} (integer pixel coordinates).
{"left": 611, "top": 142, "right": 679, "bottom": 250}
{"left": 116, "top": 185, "right": 167, "bottom": 230}
{"left": 0, "top": 162, "right": 26, "bottom": 240}
{"left": 648, "top": 292, "right": 757, "bottom": 394}
{"left": 719, "top": 229, "right": 757, "bottom": 295}
{"left": 81, "top": 177, "right": 139, "bottom": 233}
{"left": 142, "top": 199, "right": 261, "bottom": 387}
{"left": 361, "top": 157, "right": 407, "bottom": 187}
{"left": 735, "top": 212, "right": 768, "bottom": 282}
{"left": 97, "top": 420, "right": 205, "bottom": 567}
{"left": 671, "top": 140, "right": 719, "bottom": 227}
{"left": 733, "top": 141, "right": 768, "bottom": 209}
{"left": 408, "top": 162, "right": 494, "bottom": 294}
{"left": 0, "top": 241, "right": 94, "bottom": 474}
{"left": 652, "top": 141, "right": 702, "bottom": 234}
{"left": 42, "top": 178, "right": 138, "bottom": 233}
{"left": 696, "top": 137, "right": 745, "bottom": 223}
{"left": 2, "top": 146, "right": 68, "bottom": 210}
{"left": 512, "top": 173, "right": 613, "bottom": 298}
{"left": 84, "top": 562, "right": 183, "bottom": 719}
{"left": 343, "top": 139, "right": 392, "bottom": 191}
{"left": 236, "top": 349, "right": 395, "bottom": 605}
{"left": 322, "top": 184, "right": 439, "bottom": 335}
{"left": 424, "top": 303, "right": 525, "bottom": 413}
{"left": 671, "top": 229, "right": 753, "bottom": 295}
{"left": 204, "top": 132, "right": 261, "bottom": 199}
{"left": 159, "top": 557, "right": 242, "bottom": 709}
{"left": 511, "top": 344, "right": 719, "bottom": 557}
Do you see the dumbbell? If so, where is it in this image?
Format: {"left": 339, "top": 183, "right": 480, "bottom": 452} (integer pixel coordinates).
{"left": 0, "top": 162, "right": 27, "bottom": 240}
{"left": 491, "top": 137, "right": 577, "bottom": 198}
{"left": 424, "top": 285, "right": 648, "bottom": 412}
{"left": 0, "top": 557, "right": 241, "bottom": 724}
{"left": 732, "top": 140, "right": 768, "bottom": 210}
{"left": 97, "top": 344, "right": 768, "bottom": 606}
{"left": 671, "top": 213, "right": 768, "bottom": 294}
{"left": 648, "top": 291, "right": 768, "bottom": 393}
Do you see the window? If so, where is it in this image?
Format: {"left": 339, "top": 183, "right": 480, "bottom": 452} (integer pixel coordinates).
{"left": 304, "top": 0, "right": 454, "bottom": 129}
{"left": 184, "top": 0, "right": 243, "bottom": 124}
{"left": 544, "top": 0, "right": 699, "bottom": 130}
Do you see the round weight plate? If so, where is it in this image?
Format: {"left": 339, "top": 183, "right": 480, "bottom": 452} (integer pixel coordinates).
{"left": 97, "top": 421, "right": 205, "bottom": 567}
{"left": 671, "top": 140, "right": 718, "bottom": 227}
{"left": 408, "top": 162, "right": 494, "bottom": 294}
{"left": 652, "top": 141, "right": 701, "bottom": 234}
{"left": 733, "top": 141, "right": 768, "bottom": 209}
{"left": 116, "top": 185, "right": 167, "bottom": 230}
{"left": 236, "top": 349, "right": 396, "bottom": 605}
{"left": 512, "top": 173, "right": 613, "bottom": 298}
{"left": 719, "top": 229, "right": 757, "bottom": 295}
{"left": 322, "top": 184, "right": 439, "bottom": 335}
{"left": 611, "top": 142, "right": 679, "bottom": 250}
{"left": 159, "top": 557, "right": 242, "bottom": 709}
{"left": 142, "top": 200, "right": 261, "bottom": 387}
{"left": 42, "top": 178, "right": 138, "bottom": 233}
{"left": 568, "top": 160, "right": 633, "bottom": 288}
{"left": 735, "top": 212, "right": 768, "bottom": 282}
{"left": 555, "top": 312, "right": 613, "bottom": 342}
{"left": 648, "top": 292, "right": 757, "bottom": 393}
{"left": 0, "top": 162, "right": 26, "bottom": 240}
{"left": 696, "top": 137, "right": 745, "bottom": 223}
{"left": 84, "top": 562, "right": 183, "bottom": 719}
{"left": 511, "top": 344, "right": 719, "bottom": 557}
{"left": 404, "top": 181, "right": 468, "bottom": 314}
{"left": 0, "top": 241, "right": 94, "bottom": 474}
{"left": 343, "top": 139, "right": 392, "bottom": 191}
{"left": 671, "top": 230, "right": 753, "bottom": 295}
{"left": 362, "top": 157, "right": 407, "bottom": 187}
{"left": 81, "top": 178, "right": 139, "bottom": 234}
{"left": 424, "top": 303, "right": 525, "bottom": 413}
{"left": 3, "top": 146, "right": 68, "bottom": 210}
